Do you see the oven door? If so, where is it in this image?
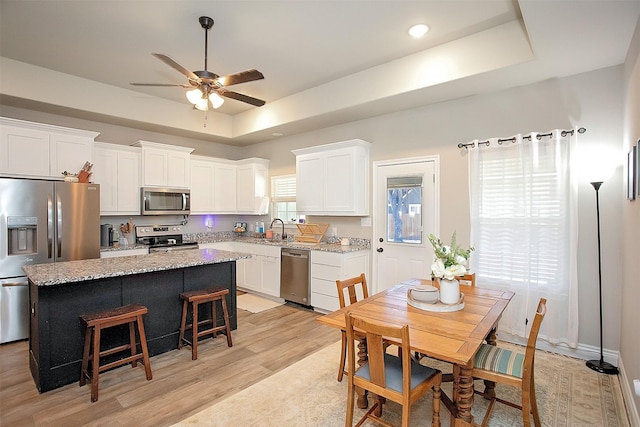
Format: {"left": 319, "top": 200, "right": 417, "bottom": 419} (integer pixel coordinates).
{"left": 141, "top": 188, "right": 190, "bottom": 215}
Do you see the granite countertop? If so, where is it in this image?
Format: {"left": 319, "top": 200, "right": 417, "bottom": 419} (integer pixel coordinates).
{"left": 196, "top": 236, "right": 371, "bottom": 253}
{"left": 100, "top": 235, "right": 370, "bottom": 254}
{"left": 99, "top": 243, "right": 149, "bottom": 252}
{"left": 23, "top": 248, "right": 251, "bottom": 287}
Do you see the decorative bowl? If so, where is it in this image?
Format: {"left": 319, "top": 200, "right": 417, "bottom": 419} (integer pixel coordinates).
{"left": 410, "top": 285, "right": 439, "bottom": 304}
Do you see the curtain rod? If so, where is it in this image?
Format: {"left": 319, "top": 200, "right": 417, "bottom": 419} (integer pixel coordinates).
{"left": 457, "top": 127, "right": 586, "bottom": 149}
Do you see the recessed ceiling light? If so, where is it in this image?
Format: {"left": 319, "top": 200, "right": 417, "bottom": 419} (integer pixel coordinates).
{"left": 272, "top": 132, "right": 284, "bottom": 137}
{"left": 408, "top": 24, "right": 429, "bottom": 38}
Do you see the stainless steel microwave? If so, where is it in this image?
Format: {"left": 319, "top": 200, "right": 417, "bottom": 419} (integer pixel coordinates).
{"left": 141, "top": 187, "right": 190, "bottom": 215}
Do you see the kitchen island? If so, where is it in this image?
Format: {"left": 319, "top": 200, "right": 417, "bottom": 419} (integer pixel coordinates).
{"left": 23, "top": 248, "right": 249, "bottom": 393}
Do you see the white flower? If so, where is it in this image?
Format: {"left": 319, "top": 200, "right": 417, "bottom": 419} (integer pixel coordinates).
{"left": 431, "top": 259, "right": 446, "bottom": 278}
{"left": 428, "top": 232, "right": 474, "bottom": 280}
{"left": 444, "top": 264, "right": 466, "bottom": 280}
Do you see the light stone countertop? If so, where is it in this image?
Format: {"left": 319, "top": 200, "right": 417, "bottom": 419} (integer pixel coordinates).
{"left": 192, "top": 235, "right": 371, "bottom": 253}
{"left": 100, "top": 235, "right": 371, "bottom": 254}
{"left": 23, "top": 248, "right": 250, "bottom": 287}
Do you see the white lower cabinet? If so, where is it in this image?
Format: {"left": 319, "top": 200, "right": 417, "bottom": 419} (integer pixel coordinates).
{"left": 199, "top": 242, "right": 281, "bottom": 298}
{"left": 310, "top": 250, "right": 370, "bottom": 312}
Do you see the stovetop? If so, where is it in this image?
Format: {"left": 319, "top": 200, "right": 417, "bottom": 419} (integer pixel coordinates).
{"left": 135, "top": 225, "right": 194, "bottom": 248}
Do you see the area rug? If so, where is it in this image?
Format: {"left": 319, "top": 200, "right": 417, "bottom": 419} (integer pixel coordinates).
{"left": 172, "top": 341, "right": 629, "bottom": 427}
{"left": 236, "top": 293, "right": 284, "bottom": 313}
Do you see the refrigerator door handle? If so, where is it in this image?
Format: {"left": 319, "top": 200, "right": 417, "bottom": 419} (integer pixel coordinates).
{"left": 56, "top": 194, "right": 62, "bottom": 258}
{"left": 47, "top": 194, "right": 53, "bottom": 259}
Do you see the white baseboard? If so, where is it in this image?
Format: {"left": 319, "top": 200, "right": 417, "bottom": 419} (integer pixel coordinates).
{"left": 498, "top": 332, "right": 619, "bottom": 364}
{"left": 499, "top": 332, "right": 638, "bottom": 426}
{"left": 619, "top": 357, "right": 640, "bottom": 427}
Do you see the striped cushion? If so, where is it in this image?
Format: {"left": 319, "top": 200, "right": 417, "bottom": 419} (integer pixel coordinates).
{"left": 474, "top": 344, "right": 525, "bottom": 378}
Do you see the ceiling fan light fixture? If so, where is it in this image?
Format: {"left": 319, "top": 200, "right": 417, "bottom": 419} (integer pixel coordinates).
{"left": 186, "top": 88, "right": 204, "bottom": 104}
{"left": 209, "top": 92, "right": 225, "bottom": 109}
{"left": 194, "top": 97, "right": 209, "bottom": 111}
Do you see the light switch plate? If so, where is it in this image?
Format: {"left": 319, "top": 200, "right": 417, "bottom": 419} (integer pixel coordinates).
{"left": 361, "top": 217, "right": 372, "bottom": 227}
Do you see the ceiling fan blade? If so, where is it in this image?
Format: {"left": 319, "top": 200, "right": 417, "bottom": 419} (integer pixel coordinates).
{"left": 217, "top": 69, "right": 264, "bottom": 86}
{"left": 219, "top": 89, "right": 266, "bottom": 107}
{"left": 152, "top": 53, "right": 199, "bottom": 81}
{"left": 130, "top": 83, "right": 190, "bottom": 87}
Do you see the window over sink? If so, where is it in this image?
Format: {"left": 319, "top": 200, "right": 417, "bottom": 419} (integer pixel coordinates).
{"left": 271, "top": 174, "right": 301, "bottom": 223}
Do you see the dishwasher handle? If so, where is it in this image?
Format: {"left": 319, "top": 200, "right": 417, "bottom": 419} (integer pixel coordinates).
{"left": 281, "top": 250, "right": 309, "bottom": 259}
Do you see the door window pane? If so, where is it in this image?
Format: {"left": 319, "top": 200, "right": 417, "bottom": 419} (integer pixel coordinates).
{"left": 387, "top": 176, "right": 422, "bottom": 244}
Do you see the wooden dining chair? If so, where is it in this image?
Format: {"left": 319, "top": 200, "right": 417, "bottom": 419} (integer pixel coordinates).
{"left": 336, "top": 273, "right": 369, "bottom": 382}
{"left": 345, "top": 311, "right": 443, "bottom": 427}
{"left": 457, "top": 272, "right": 476, "bottom": 287}
{"left": 470, "top": 298, "right": 547, "bottom": 427}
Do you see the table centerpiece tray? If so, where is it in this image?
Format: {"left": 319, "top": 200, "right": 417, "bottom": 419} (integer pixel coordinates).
{"left": 406, "top": 290, "right": 465, "bottom": 312}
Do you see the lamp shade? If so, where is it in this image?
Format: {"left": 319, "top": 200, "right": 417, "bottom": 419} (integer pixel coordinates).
{"left": 574, "top": 146, "right": 619, "bottom": 183}
{"left": 194, "top": 98, "right": 209, "bottom": 111}
{"left": 209, "top": 93, "right": 225, "bottom": 109}
{"left": 186, "top": 88, "right": 204, "bottom": 104}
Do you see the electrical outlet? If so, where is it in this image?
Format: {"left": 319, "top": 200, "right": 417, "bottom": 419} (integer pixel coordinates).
{"left": 361, "top": 217, "right": 372, "bottom": 227}
{"left": 332, "top": 227, "right": 338, "bottom": 236}
{"left": 634, "top": 379, "right": 640, "bottom": 397}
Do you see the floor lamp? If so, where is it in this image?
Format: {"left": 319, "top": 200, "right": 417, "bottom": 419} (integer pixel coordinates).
{"left": 586, "top": 181, "right": 619, "bottom": 375}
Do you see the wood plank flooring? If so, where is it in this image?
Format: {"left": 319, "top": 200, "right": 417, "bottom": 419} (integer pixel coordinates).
{"left": 0, "top": 303, "right": 341, "bottom": 427}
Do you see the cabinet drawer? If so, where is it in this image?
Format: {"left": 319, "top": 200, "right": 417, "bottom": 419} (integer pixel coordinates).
{"left": 199, "top": 242, "right": 234, "bottom": 251}
{"left": 311, "top": 250, "right": 342, "bottom": 266}
{"left": 311, "top": 263, "right": 340, "bottom": 280}
{"left": 311, "top": 292, "right": 340, "bottom": 313}
{"left": 311, "top": 277, "right": 338, "bottom": 297}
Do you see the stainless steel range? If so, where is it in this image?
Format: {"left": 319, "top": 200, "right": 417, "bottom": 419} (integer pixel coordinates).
{"left": 135, "top": 225, "right": 198, "bottom": 253}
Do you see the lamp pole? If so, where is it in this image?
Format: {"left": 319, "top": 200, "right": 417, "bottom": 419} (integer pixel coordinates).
{"left": 586, "top": 181, "right": 619, "bottom": 375}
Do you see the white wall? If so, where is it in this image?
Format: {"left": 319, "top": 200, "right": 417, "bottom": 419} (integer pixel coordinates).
{"left": 621, "top": 17, "right": 640, "bottom": 425}
{"left": 245, "top": 66, "right": 626, "bottom": 356}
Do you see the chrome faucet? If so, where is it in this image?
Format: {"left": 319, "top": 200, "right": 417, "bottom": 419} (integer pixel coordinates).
{"left": 270, "top": 218, "right": 287, "bottom": 239}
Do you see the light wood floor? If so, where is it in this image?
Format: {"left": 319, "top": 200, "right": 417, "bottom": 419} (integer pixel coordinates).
{"left": 0, "top": 303, "right": 341, "bottom": 427}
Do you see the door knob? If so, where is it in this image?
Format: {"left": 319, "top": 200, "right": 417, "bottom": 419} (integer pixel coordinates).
{"left": 377, "top": 247, "right": 384, "bottom": 253}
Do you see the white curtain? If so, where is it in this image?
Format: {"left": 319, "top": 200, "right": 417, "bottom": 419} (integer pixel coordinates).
{"left": 468, "top": 129, "right": 579, "bottom": 347}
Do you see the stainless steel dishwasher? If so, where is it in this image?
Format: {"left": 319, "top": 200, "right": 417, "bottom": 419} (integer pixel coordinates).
{"left": 280, "top": 248, "right": 310, "bottom": 306}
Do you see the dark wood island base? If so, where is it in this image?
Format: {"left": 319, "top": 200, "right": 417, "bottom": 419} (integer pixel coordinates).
{"left": 24, "top": 251, "right": 242, "bottom": 393}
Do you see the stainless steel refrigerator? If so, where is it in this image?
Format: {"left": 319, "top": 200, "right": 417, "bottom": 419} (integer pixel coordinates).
{"left": 0, "top": 178, "right": 100, "bottom": 343}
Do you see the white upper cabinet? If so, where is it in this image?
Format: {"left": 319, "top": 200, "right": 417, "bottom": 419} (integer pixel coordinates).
{"left": 133, "top": 140, "right": 193, "bottom": 188}
{"left": 191, "top": 156, "right": 268, "bottom": 215}
{"left": 0, "top": 117, "right": 97, "bottom": 179}
{"left": 190, "top": 156, "right": 216, "bottom": 214}
{"left": 93, "top": 143, "right": 141, "bottom": 215}
{"left": 213, "top": 160, "right": 237, "bottom": 213}
{"left": 236, "top": 158, "right": 269, "bottom": 214}
{"left": 292, "top": 139, "right": 371, "bottom": 216}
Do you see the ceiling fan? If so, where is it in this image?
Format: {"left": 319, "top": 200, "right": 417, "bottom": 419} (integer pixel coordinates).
{"left": 131, "top": 16, "right": 265, "bottom": 111}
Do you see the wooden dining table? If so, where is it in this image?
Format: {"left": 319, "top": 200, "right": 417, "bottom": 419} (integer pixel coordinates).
{"left": 316, "top": 278, "right": 514, "bottom": 427}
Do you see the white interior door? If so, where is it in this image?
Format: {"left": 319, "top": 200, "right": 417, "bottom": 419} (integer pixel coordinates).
{"left": 373, "top": 157, "right": 438, "bottom": 293}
